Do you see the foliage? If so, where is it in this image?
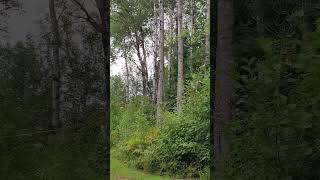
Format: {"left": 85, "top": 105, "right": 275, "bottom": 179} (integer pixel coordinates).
{"left": 0, "top": 42, "right": 106, "bottom": 180}
{"left": 111, "top": 69, "right": 210, "bottom": 178}
{"left": 221, "top": 14, "right": 320, "bottom": 180}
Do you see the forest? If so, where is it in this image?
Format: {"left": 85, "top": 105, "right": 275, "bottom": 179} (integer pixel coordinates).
{"left": 110, "top": 0, "right": 210, "bottom": 179}
{"left": 1, "top": 0, "right": 320, "bottom": 180}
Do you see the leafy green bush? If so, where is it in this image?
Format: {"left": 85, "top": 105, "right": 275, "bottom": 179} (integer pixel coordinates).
{"left": 144, "top": 69, "right": 210, "bottom": 178}
{"left": 223, "top": 18, "right": 320, "bottom": 180}
{"left": 111, "top": 95, "right": 158, "bottom": 168}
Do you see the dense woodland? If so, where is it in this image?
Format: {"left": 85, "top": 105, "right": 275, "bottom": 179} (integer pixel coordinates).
{"left": 110, "top": 0, "right": 210, "bottom": 178}
{"left": 1, "top": 0, "right": 110, "bottom": 179}
{"left": 1, "top": 0, "right": 320, "bottom": 179}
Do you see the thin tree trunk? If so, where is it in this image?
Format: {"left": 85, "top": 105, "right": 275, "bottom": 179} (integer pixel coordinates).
{"left": 167, "top": 43, "right": 171, "bottom": 82}
{"left": 141, "top": 37, "right": 151, "bottom": 98}
{"left": 168, "top": 5, "right": 175, "bottom": 85}
{"left": 124, "top": 47, "right": 130, "bottom": 102}
{"left": 49, "top": 0, "right": 61, "bottom": 129}
{"left": 170, "top": 5, "right": 177, "bottom": 85}
{"left": 213, "top": 0, "right": 234, "bottom": 177}
{"left": 205, "top": 0, "right": 210, "bottom": 64}
{"left": 135, "top": 34, "right": 148, "bottom": 96}
{"left": 156, "top": 0, "right": 164, "bottom": 124}
{"left": 95, "top": 0, "right": 110, "bottom": 178}
{"left": 176, "top": 0, "right": 184, "bottom": 113}
{"left": 190, "top": 0, "right": 195, "bottom": 72}
{"left": 153, "top": 0, "right": 159, "bottom": 103}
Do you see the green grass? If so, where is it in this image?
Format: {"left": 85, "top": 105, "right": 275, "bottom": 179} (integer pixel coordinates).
{"left": 111, "top": 158, "right": 175, "bottom": 180}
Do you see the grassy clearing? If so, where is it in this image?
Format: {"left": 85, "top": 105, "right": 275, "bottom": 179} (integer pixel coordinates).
{"left": 111, "top": 158, "right": 174, "bottom": 180}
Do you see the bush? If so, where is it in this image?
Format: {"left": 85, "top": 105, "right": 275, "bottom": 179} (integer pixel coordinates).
{"left": 223, "top": 19, "right": 320, "bottom": 179}
{"left": 144, "top": 70, "right": 210, "bottom": 178}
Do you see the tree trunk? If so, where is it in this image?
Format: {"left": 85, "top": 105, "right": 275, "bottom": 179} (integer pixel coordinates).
{"left": 176, "top": 0, "right": 184, "bottom": 113}
{"left": 95, "top": 0, "right": 110, "bottom": 178}
{"left": 205, "top": 0, "right": 210, "bottom": 64}
{"left": 213, "top": 0, "right": 234, "bottom": 177}
{"left": 124, "top": 47, "right": 130, "bottom": 102}
{"left": 135, "top": 34, "right": 148, "bottom": 97}
{"left": 167, "top": 42, "right": 171, "bottom": 83}
{"left": 141, "top": 37, "right": 151, "bottom": 98}
{"left": 49, "top": 0, "right": 61, "bottom": 129}
{"left": 153, "top": 0, "right": 159, "bottom": 103}
{"left": 156, "top": 0, "right": 164, "bottom": 124}
{"left": 190, "top": 0, "right": 195, "bottom": 72}
{"left": 168, "top": 5, "right": 175, "bottom": 85}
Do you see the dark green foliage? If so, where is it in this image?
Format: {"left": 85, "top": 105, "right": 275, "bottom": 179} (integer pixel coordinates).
{"left": 0, "top": 43, "right": 50, "bottom": 179}
{"left": 0, "top": 42, "right": 105, "bottom": 179}
{"left": 35, "top": 111, "right": 105, "bottom": 180}
{"left": 221, "top": 13, "right": 320, "bottom": 179}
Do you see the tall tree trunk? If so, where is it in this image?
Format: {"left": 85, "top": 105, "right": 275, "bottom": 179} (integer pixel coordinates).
{"left": 176, "top": 0, "right": 184, "bottom": 113}
{"left": 156, "top": 0, "right": 164, "bottom": 124}
{"left": 95, "top": 0, "right": 110, "bottom": 178}
{"left": 135, "top": 34, "right": 148, "bottom": 97}
{"left": 213, "top": 0, "right": 234, "bottom": 176}
{"left": 153, "top": 0, "right": 159, "bottom": 103}
{"left": 190, "top": 0, "right": 195, "bottom": 72}
{"left": 167, "top": 43, "right": 171, "bottom": 83}
{"left": 168, "top": 4, "right": 175, "bottom": 85}
{"left": 124, "top": 47, "right": 130, "bottom": 102}
{"left": 141, "top": 37, "right": 151, "bottom": 98}
{"left": 49, "top": 0, "right": 61, "bottom": 129}
{"left": 170, "top": 5, "right": 178, "bottom": 85}
{"left": 205, "top": 0, "right": 210, "bottom": 64}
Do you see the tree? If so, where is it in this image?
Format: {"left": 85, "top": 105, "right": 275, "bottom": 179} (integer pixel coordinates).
{"left": 156, "top": 0, "right": 164, "bottom": 124}
{"left": 190, "top": 0, "right": 195, "bottom": 71}
{"left": 68, "top": 0, "right": 111, "bottom": 176}
{"left": 176, "top": 0, "right": 184, "bottom": 113}
{"left": 94, "top": 0, "right": 111, "bottom": 177}
{"left": 49, "top": 0, "right": 62, "bottom": 129}
{"left": 111, "top": 0, "right": 153, "bottom": 98}
{"left": 153, "top": 0, "right": 159, "bottom": 103}
{"left": 213, "top": 0, "right": 234, "bottom": 176}
{"left": 205, "top": 0, "right": 210, "bottom": 63}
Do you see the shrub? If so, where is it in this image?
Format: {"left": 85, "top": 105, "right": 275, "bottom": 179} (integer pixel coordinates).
{"left": 144, "top": 70, "right": 210, "bottom": 178}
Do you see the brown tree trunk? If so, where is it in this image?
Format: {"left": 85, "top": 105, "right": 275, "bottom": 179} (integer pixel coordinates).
{"left": 156, "top": 0, "right": 164, "bottom": 124}
{"left": 141, "top": 38, "right": 151, "bottom": 98}
{"left": 176, "top": 0, "right": 184, "bottom": 113}
{"left": 153, "top": 0, "right": 159, "bottom": 103}
{"left": 49, "top": 0, "right": 61, "bottom": 129}
{"left": 135, "top": 34, "right": 148, "bottom": 97}
{"left": 213, "top": 0, "right": 234, "bottom": 177}
{"left": 95, "top": 0, "right": 110, "bottom": 178}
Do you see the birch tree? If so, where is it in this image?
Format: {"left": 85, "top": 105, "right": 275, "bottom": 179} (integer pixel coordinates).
{"left": 156, "top": 0, "right": 164, "bottom": 124}
{"left": 176, "top": 0, "right": 184, "bottom": 113}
